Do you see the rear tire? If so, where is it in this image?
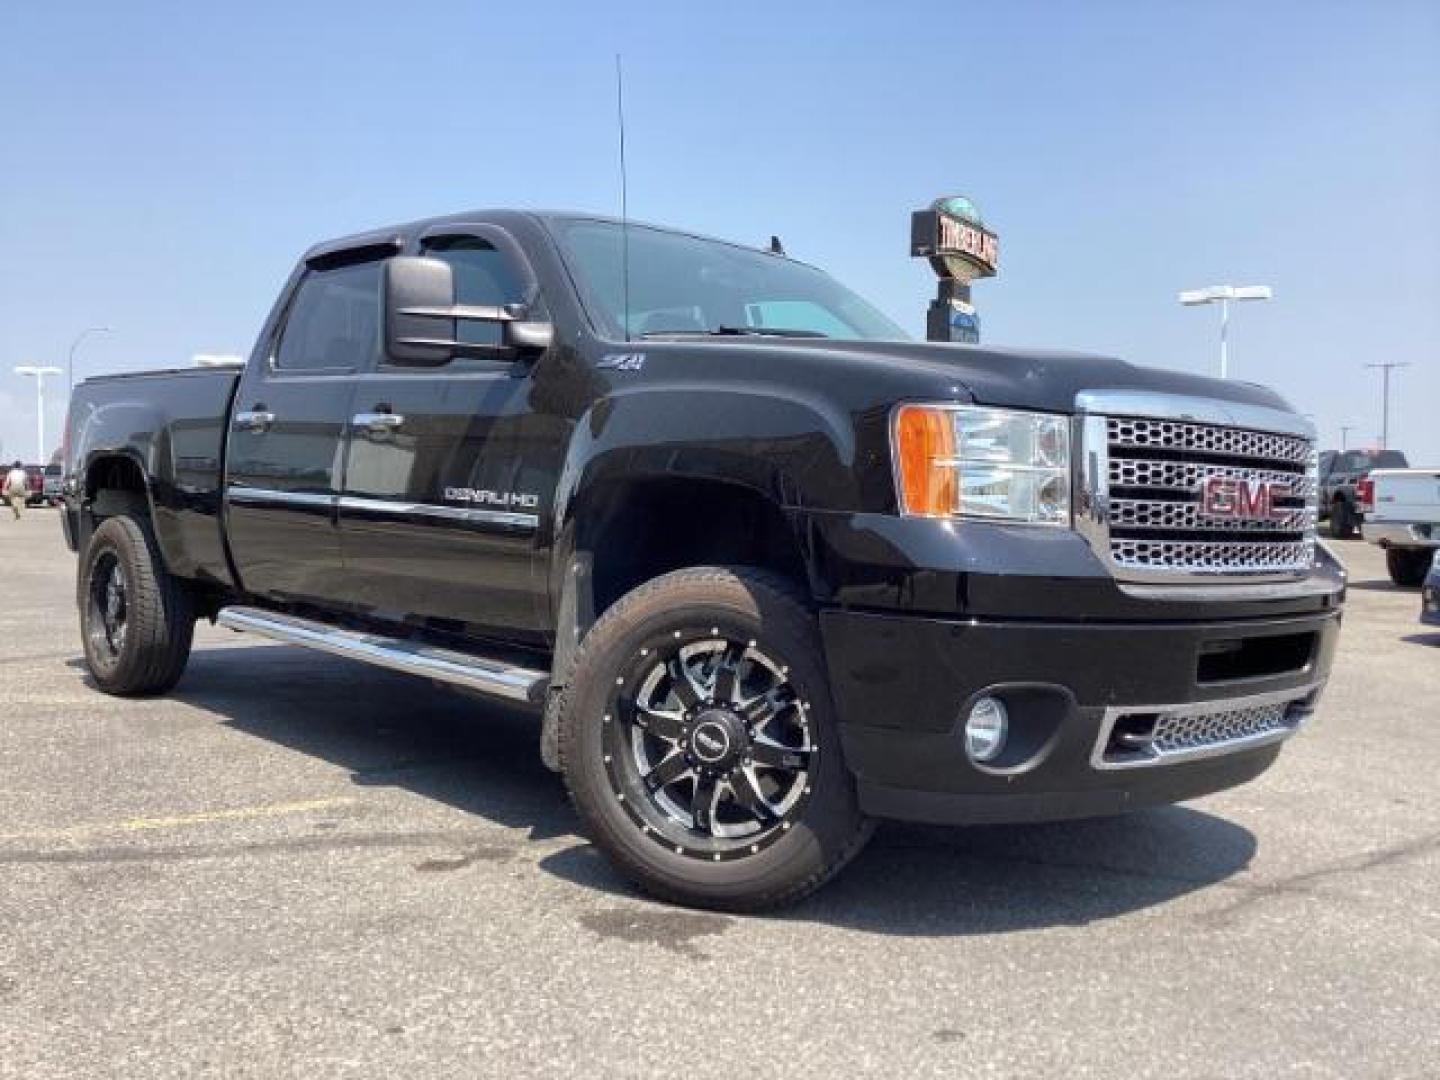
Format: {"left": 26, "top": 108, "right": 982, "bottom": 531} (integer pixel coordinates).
{"left": 78, "top": 514, "right": 195, "bottom": 695}
{"left": 1329, "top": 499, "right": 1357, "bottom": 539}
{"left": 557, "top": 566, "right": 872, "bottom": 911}
{"left": 1386, "top": 547, "right": 1431, "bottom": 588}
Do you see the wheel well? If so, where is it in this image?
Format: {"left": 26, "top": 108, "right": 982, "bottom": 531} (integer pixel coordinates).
{"left": 84, "top": 456, "right": 150, "bottom": 522}
{"left": 581, "top": 479, "right": 809, "bottom": 624}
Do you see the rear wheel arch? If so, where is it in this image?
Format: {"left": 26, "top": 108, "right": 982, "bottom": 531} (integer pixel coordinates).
{"left": 84, "top": 454, "right": 153, "bottom": 517}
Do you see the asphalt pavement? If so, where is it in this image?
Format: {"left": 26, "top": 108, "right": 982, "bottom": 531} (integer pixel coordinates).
{"left": 2, "top": 509, "right": 1437, "bottom": 1079}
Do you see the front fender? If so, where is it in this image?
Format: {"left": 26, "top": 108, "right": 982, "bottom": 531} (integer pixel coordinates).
{"left": 553, "top": 381, "right": 873, "bottom": 529}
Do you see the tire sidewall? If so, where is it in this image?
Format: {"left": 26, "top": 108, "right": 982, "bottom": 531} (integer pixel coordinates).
{"left": 79, "top": 519, "right": 135, "bottom": 685}
{"left": 561, "top": 570, "right": 865, "bottom": 907}
{"left": 78, "top": 515, "right": 191, "bottom": 693}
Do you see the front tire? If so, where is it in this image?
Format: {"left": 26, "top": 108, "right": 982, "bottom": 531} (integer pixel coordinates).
{"left": 78, "top": 514, "right": 195, "bottom": 695}
{"left": 1386, "top": 547, "right": 1432, "bottom": 588}
{"left": 557, "top": 567, "right": 872, "bottom": 911}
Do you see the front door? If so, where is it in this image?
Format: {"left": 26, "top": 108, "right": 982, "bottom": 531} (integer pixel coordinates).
{"left": 337, "top": 228, "right": 564, "bottom": 647}
{"left": 224, "top": 258, "right": 379, "bottom": 605}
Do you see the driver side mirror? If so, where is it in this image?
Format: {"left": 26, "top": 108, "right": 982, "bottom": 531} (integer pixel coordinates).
{"left": 384, "top": 255, "right": 553, "bottom": 365}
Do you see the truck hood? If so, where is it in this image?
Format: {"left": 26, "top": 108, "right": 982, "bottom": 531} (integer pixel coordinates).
{"left": 791, "top": 339, "right": 1297, "bottom": 415}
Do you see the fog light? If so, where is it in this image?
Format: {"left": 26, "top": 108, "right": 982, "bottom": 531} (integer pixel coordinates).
{"left": 964, "top": 696, "right": 1009, "bottom": 763}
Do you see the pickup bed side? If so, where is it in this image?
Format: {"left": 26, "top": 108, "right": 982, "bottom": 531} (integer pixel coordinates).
{"left": 64, "top": 367, "right": 241, "bottom": 590}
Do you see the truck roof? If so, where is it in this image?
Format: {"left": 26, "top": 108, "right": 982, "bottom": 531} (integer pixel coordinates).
{"left": 302, "top": 209, "right": 813, "bottom": 269}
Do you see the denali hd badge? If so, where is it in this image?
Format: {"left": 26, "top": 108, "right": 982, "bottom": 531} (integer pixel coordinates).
{"left": 444, "top": 487, "right": 539, "bottom": 509}
{"left": 1200, "top": 476, "right": 1291, "bottom": 522}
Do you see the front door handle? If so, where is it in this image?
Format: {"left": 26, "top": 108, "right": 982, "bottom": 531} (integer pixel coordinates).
{"left": 235, "top": 409, "right": 276, "bottom": 433}
{"left": 353, "top": 411, "right": 405, "bottom": 434}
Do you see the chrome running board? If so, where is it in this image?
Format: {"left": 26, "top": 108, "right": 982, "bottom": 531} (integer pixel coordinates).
{"left": 216, "top": 606, "right": 548, "bottom": 705}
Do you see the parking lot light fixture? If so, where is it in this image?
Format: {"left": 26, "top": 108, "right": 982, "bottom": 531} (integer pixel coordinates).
{"left": 1178, "top": 284, "right": 1273, "bottom": 379}
{"left": 14, "top": 364, "right": 64, "bottom": 462}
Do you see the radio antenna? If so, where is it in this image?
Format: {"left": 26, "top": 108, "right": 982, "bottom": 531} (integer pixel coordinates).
{"left": 615, "top": 54, "right": 632, "bottom": 343}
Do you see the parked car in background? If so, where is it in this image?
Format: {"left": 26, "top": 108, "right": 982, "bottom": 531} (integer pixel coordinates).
{"left": 42, "top": 464, "right": 63, "bottom": 506}
{"left": 22, "top": 465, "right": 45, "bottom": 506}
{"left": 1421, "top": 550, "right": 1440, "bottom": 627}
{"left": 1319, "top": 448, "right": 1409, "bottom": 538}
{"left": 1360, "top": 466, "right": 1440, "bottom": 586}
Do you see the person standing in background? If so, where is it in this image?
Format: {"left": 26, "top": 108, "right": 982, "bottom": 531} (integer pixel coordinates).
{"left": 5, "top": 461, "right": 28, "bottom": 519}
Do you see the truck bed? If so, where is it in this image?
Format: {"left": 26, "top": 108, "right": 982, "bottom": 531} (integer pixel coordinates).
{"left": 67, "top": 365, "right": 243, "bottom": 584}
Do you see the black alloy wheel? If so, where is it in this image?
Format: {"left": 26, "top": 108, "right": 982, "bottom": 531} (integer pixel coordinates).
{"left": 605, "top": 632, "right": 816, "bottom": 861}
{"left": 558, "top": 566, "right": 872, "bottom": 911}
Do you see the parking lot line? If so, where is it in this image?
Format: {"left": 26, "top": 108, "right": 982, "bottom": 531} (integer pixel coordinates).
{"left": 0, "top": 796, "right": 357, "bottom": 843}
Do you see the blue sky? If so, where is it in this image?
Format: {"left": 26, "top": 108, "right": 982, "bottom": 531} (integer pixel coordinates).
{"left": 1, "top": 0, "right": 1436, "bottom": 464}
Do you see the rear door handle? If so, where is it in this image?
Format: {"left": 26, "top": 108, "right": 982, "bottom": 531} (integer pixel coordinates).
{"left": 235, "top": 409, "right": 276, "bottom": 433}
{"left": 353, "top": 411, "right": 405, "bottom": 434}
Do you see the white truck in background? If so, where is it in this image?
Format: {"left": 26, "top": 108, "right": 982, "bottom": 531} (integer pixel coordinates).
{"left": 1360, "top": 467, "right": 1440, "bottom": 586}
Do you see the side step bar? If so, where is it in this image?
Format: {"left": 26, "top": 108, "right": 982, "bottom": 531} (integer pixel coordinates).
{"left": 216, "top": 606, "right": 548, "bottom": 706}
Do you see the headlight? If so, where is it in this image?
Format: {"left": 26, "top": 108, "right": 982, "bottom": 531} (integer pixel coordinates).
{"left": 893, "top": 404, "right": 1071, "bottom": 525}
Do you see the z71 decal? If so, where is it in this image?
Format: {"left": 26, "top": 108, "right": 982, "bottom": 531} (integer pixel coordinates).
{"left": 597, "top": 352, "right": 646, "bottom": 372}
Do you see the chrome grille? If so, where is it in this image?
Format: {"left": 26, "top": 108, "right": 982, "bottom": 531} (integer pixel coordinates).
{"left": 1079, "top": 403, "right": 1319, "bottom": 582}
{"left": 1110, "top": 539, "right": 1313, "bottom": 571}
{"left": 1092, "top": 684, "right": 1319, "bottom": 770}
{"left": 1151, "top": 702, "right": 1290, "bottom": 754}
{"left": 1107, "top": 418, "right": 1311, "bottom": 464}
{"left": 1109, "top": 499, "right": 1314, "bottom": 533}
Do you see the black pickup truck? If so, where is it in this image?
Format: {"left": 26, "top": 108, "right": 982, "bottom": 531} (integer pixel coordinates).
{"left": 62, "top": 210, "right": 1344, "bottom": 909}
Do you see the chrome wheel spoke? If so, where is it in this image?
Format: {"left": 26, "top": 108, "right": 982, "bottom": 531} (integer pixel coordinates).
{"left": 709, "top": 642, "right": 746, "bottom": 704}
{"left": 666, "top": 658, "right": 703, "bottom": 710}
{"left": 692, "top": 774, "right": 720, "bottom": 834}
{"left": 750, "top": 738, "right": 810, "bottom": 772}
{"left": 635, "top": 705, "right": 684, "bottom": 742}
{"left": 729, "top": 767, "right": 779, "bottom": 825}
{"left": 643, "top": 751, "right": 692, "bottom": 793}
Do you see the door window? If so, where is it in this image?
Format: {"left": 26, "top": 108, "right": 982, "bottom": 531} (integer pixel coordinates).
{"left": 274, "top": 261, "right": 383, "bottom": 372}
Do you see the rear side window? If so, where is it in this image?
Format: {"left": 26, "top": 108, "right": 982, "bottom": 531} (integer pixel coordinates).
{"left": 422, "top": 236, "right": 528, "bottom": 348}
{"left": 1374, "top": 451, "right": 1408, "bottom": 468}
{"left": 275, "top": 261, "right": 382, "bottom": 371}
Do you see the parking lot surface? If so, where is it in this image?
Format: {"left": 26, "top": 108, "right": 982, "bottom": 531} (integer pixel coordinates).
{"left": 2, "top": 511, "right": 1437, "bottom": 1079}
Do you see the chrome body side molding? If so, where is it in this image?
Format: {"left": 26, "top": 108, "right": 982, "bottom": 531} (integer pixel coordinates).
{"left": 222, "top": 488, "right": 539, "bottom": 531}
{"left": 337, "top": 496, "right": 539, "bottom": 531}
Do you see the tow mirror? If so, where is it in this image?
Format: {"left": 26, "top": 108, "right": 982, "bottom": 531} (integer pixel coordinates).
{"left": 384, "top": 255, "right": 553, "bottom": 365}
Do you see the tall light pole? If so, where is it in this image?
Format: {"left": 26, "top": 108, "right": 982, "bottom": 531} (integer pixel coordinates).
{"left": 1339, "top": 425, "right": 1355, "bottom": 451}
{"left": 1178, "top": 285, "right": 1273, "bottom": 379}
{"left": 14, "top": 365, "right": 64, "bottom": 462}
{"left": 68, "top": 326, "right": 113, "bottom": 394}
{"left": 1363, "top": 361, "right": 1410, "bottom": 450}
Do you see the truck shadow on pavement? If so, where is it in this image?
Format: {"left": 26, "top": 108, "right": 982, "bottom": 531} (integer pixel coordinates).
{"left": 160, "top": 642, "right": 1258, "bottom": 936}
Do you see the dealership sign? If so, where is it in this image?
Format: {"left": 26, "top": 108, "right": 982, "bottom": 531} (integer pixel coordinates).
{"left": 910, "top": 196, "right": 999, "bottom": 282}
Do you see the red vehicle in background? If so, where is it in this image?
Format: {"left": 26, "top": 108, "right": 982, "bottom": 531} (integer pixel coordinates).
{"left": 22, "top": 465, "right": 46, "bottom": 506}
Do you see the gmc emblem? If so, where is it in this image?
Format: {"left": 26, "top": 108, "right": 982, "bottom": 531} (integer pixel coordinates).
{"left": 1201, "top": 476, "right": 1291, "bottom": 521}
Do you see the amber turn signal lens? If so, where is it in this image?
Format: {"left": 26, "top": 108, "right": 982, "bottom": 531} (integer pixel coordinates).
{"left": 894, "top": 405, "right": 958, "bottom": 517}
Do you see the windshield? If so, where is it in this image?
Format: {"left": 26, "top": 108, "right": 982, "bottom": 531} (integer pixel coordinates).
{"left": 551, "top": 219, "right": 909, "bottom": 342}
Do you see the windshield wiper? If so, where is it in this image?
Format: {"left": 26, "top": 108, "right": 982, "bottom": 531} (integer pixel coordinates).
{"left": 639, "top": 325, "right": 829, "bottom": 339}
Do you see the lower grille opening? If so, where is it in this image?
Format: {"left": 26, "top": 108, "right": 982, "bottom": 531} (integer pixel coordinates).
{"left": 1095, "top": 694, "right": 1312, "bottom": 769}
{"left": 1197, "top": 632, "right": 1316, "bottom": 684}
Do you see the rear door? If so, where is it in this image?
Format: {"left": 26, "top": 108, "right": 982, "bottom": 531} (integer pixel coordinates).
{"left": 336, "top": 225, "right": 564, "bottom": 646}
{"left": 224, "top": 257, "right": 382, "bottom": 605}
